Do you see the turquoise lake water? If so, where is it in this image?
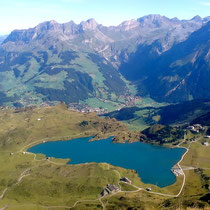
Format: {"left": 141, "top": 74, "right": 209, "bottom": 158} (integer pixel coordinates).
{"left": 28, "top": 137, "right": 186, "bottom": 188}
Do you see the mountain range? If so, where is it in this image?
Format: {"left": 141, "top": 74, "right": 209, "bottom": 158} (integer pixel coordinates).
{"left": 0, "top": 14, "right": 209, "bottom": 106}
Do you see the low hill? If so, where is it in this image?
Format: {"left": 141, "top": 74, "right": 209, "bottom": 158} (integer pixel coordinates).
{"left": 142, "top": 124, "right": 184, "bottom": 144}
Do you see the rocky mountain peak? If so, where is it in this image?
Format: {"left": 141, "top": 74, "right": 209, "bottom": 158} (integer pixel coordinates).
{"left": 49, "top": 20, "right": 58, "bottom": 25}
{"left": 63, "top": 20, "right": 79, "bottom": 34}
{"left": 80, "top": 18, "right": 98, "bottom": 30}
{"left": 139, "top": 14, "right": 167, "bottom": 21}
{"left": 191, "top": 15, "right": 202, "bottom": 22}
{"left": 137, "top": 14, "right": 171, "bottom": 27}
{"left": 2, "top": 21, "right": 62, "bottom": 46}
{"left": 119, "top": 19, "right": 140, "bottom": 30}
{"left": 171, "top": 17, "right": 180, "bottom": 23}
{"left": 35, "top": 20, "right": 61, "bottom": 32}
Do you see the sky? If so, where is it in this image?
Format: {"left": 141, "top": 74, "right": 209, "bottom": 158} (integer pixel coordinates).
{"left": 0, "top": 0, "right": 209, "bottom": 34}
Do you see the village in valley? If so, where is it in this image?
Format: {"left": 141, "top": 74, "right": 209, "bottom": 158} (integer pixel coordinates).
{"left": 68, "top": 95, "right": 141, "bottom": 114}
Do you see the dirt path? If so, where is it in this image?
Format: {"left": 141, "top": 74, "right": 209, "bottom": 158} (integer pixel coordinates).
{"left": 0, "top": 168, "right": 32, "bottom": 201}
{"left": 0, "top": 189, "right": 8, "bottom": 200}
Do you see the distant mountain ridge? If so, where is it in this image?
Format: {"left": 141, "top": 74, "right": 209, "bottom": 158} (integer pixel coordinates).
{"left": 0, "top": 35, "right": 7, "bottom": 44}
{"left": 0, "top": 15, "right": 209, "bottom": 106}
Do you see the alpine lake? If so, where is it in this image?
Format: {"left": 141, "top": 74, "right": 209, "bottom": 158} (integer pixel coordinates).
{"left": 28, "top": 136, "right": 186, "bottom": 188}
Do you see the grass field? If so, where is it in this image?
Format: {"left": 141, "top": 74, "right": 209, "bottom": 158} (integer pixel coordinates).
{"left": 181, "top": 141, "right": 210, "bottom": 168}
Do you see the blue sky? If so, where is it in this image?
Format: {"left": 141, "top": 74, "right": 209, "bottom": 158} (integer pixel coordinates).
{"left": 0, "top": 0, "right": 209, "bottom": 34}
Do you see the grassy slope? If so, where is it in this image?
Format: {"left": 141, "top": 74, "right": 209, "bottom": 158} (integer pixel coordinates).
{"left": 0, "top": 104, "right": 131, "bottom": 208}
{"left": 0, "top": 103, "right": 131, "bottom": 152}
{"left": 0, "top": 105, "right": 209, "bottom": 209}
{"left": 0, "top": 104, "right": 144, "bottom": 208}
{"left": 100, "top": 138, "right": 210, "bottom": 210}
{"left": 0, "top": 48, "right": 136, "bottom": 107}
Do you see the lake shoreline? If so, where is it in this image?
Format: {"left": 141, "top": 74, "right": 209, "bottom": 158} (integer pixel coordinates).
{"left": 27, "top": 136, "right": 186, "bottom": 188}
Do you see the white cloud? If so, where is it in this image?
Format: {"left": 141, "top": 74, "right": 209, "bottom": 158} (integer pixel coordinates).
{"left": 200, "top": 1, "right": 210, "bottom": 6}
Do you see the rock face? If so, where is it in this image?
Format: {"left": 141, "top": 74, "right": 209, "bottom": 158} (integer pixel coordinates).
{"left": 0, "top": 15, "right": 209, "bottom": 106}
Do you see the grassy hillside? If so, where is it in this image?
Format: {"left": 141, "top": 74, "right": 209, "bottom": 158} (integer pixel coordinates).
{"left": 0, "top": 48, "right": 133, "bottom": 107}
{"left": 0, "top": 105, "right": 209, "bottom": 209}
{"left": 142, "top": 124, "right": 184, "bottom": 144}
{"left": 0, "top": 103, "right": 133, "bottom": 152}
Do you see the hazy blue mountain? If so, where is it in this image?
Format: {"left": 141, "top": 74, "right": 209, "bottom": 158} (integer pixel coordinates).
{"left": 0, "top": 35, "right": 7, "bottom": 44}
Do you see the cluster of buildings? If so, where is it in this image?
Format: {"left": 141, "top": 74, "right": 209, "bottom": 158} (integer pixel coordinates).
{"left": 203, "top": 136, "right": 210, "bottom": 146}
{"left": 204, "top": 136, "right": 210, "bottom": 139}
{"left": 97, "top": 95, "right": 141, "bottom": 106}
{"left": 186, "top": 124, "right": 210, "bottom": 146}
{"left": 124, "top": 96, "right": 141, "bottom": 106}
{"left": 100, "top": 184, "right": 120, "bottom": 197}
{"left": 68, "top": 103, "right": 107, "bottom": 114}
{"left": 187, "top": 124, "right": 205, "bottom": 133}
{"left": 100, "top": 177, "right": 132, "bottom": 197}
{"left": 68, "top": 97, "right": 142, "bottom": 114}
{"left": 171, "top": 168, "right": 184, "bottom": 176}
{"left": 202, "top": 141, "right": 209, "bottom": 146}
